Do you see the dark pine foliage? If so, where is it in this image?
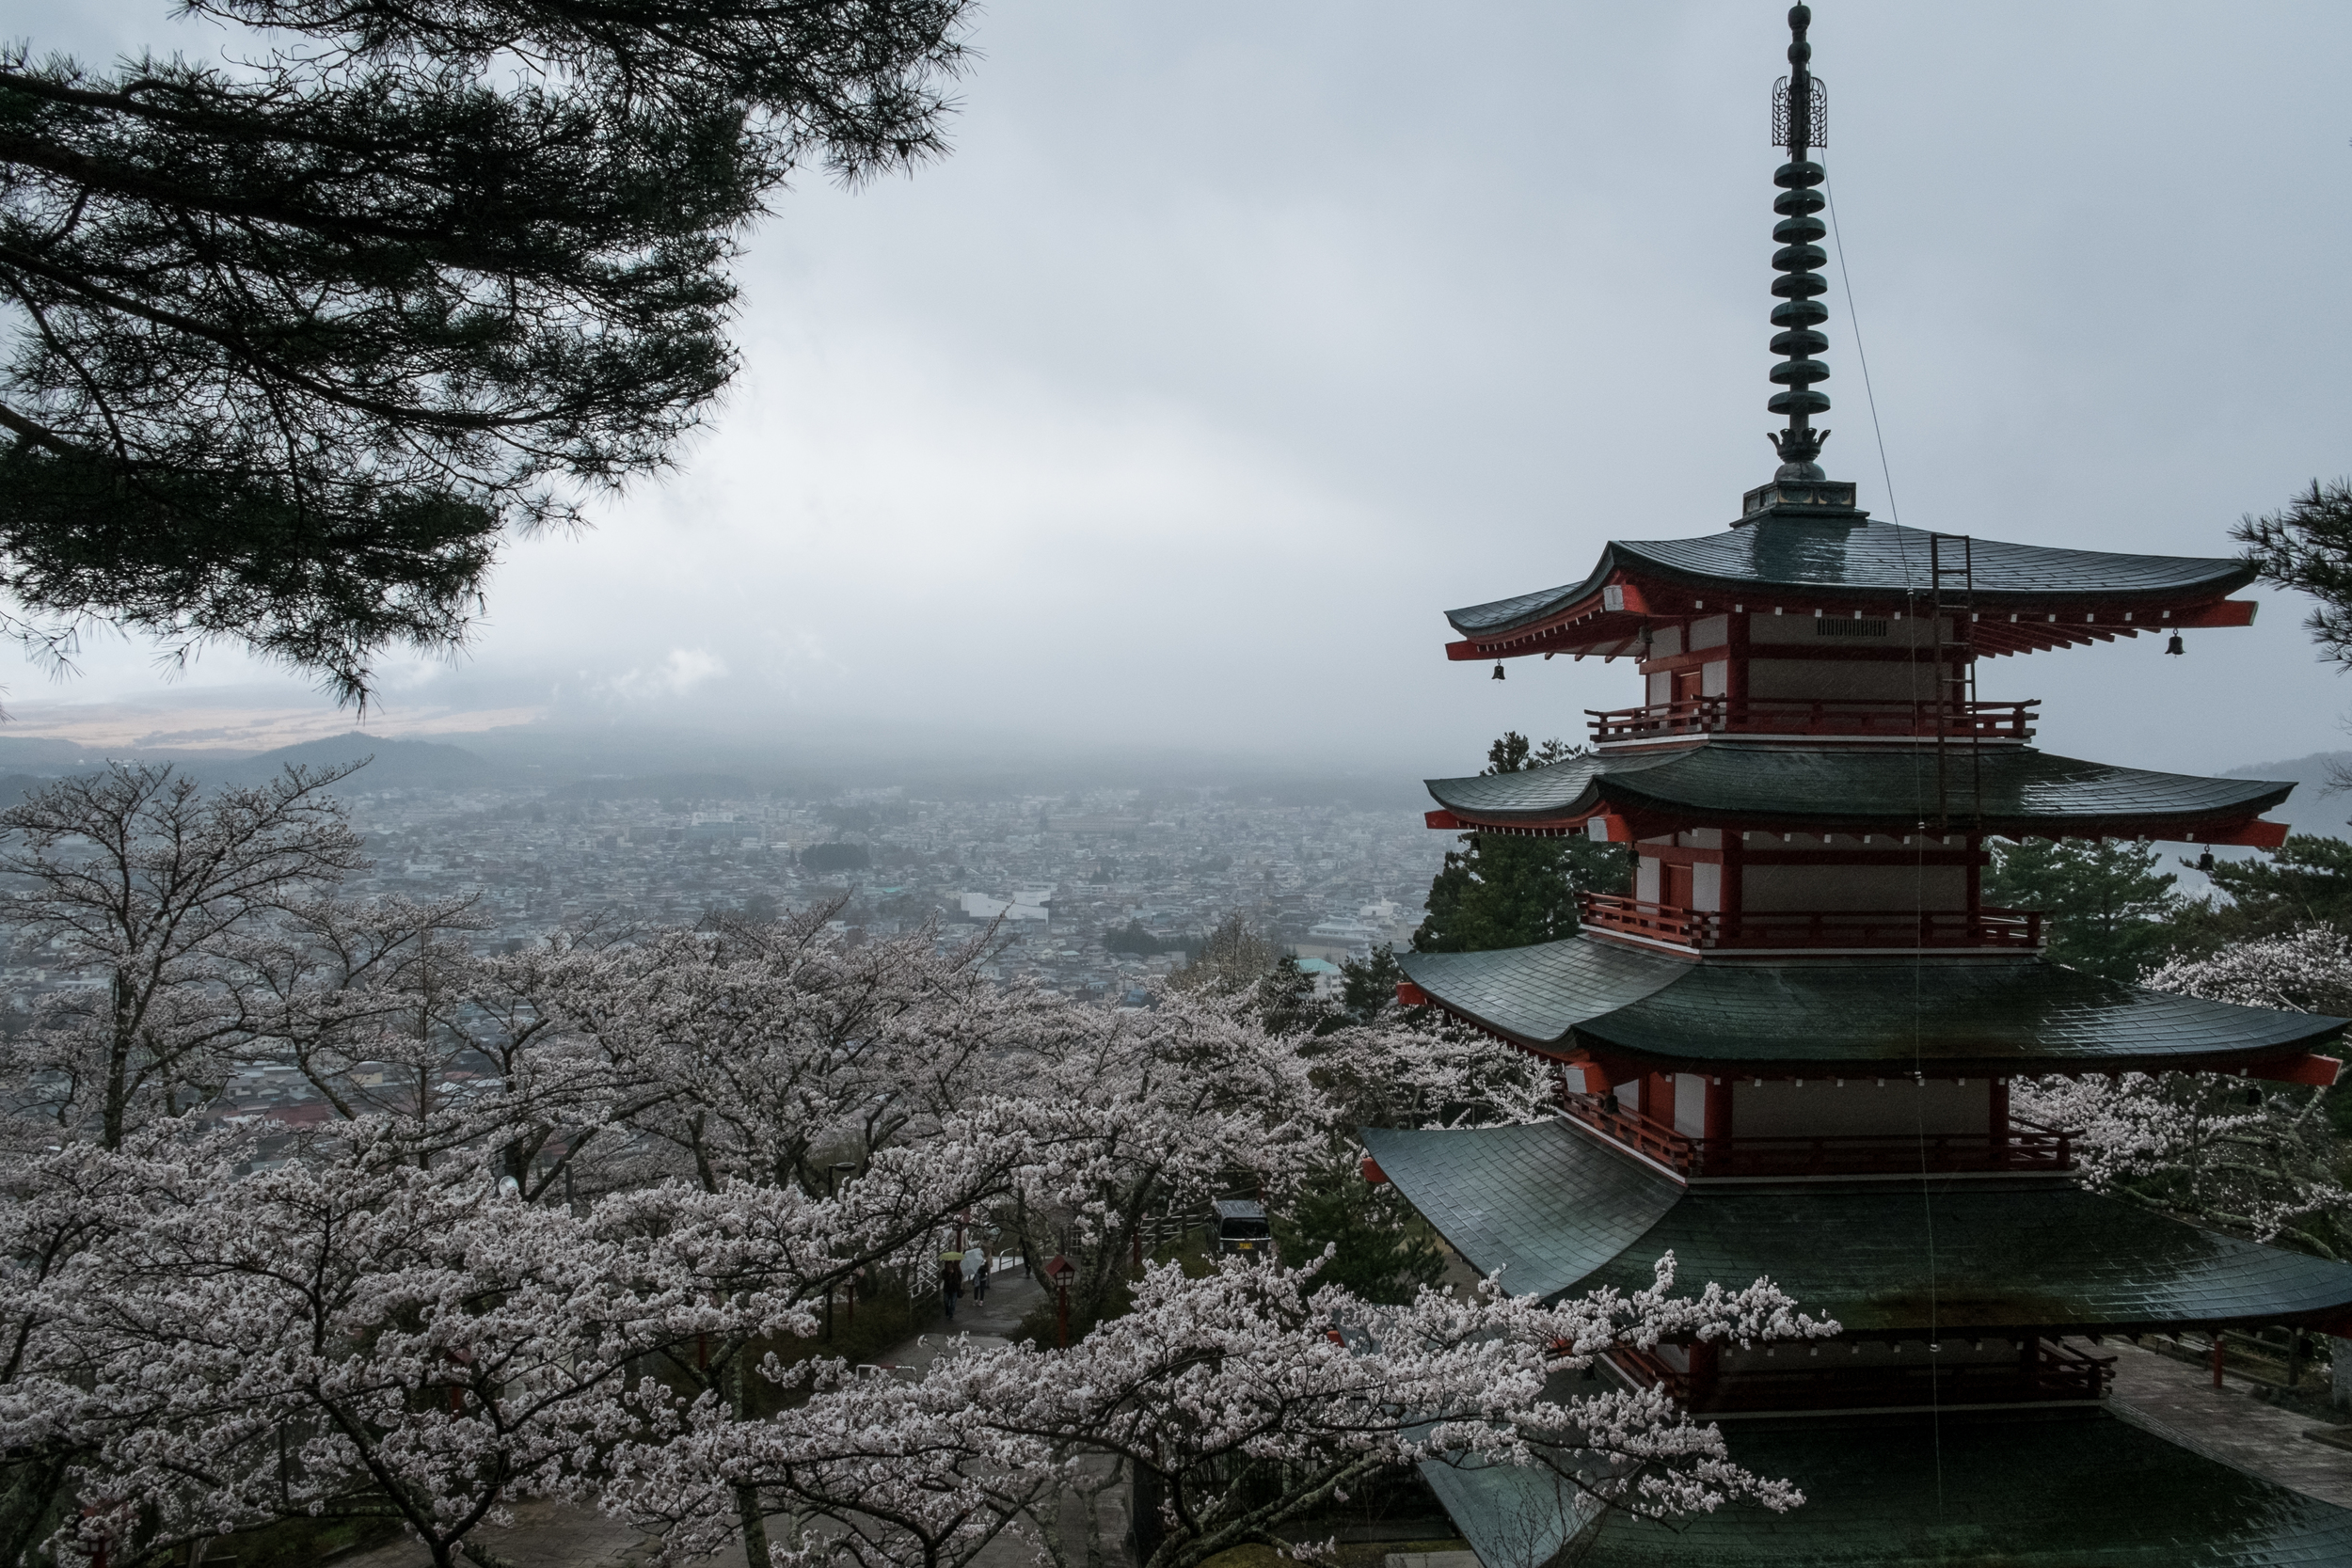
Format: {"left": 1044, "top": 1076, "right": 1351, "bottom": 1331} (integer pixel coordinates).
{"left": 0, "top": 0, "right": 970, "bottom": 699}
{"left": 2236, "top": 480, "right": 2352, "bottom": 672}
{"left": 2170, "top": 835, "right": 2352, "bottom": 955}
{"left": 1413, "top": 732, "right": 1629, "bottom": 955}
{"left": 1270, "top": 1159, "right": 1446, "bottom": 1306}
{"left": 1982, "top": 836, "right": 2179, "bottom": 981}
{"left": 1335, "top": 943, "right": 1410, "bottom": 1024}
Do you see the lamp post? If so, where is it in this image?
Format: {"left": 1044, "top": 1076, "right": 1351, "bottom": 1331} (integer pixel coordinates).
{"left": 824, "top": 1161, "right": 856, "bottom": 1341}
{"left": 1044, "top": 1254, "right": 1077, "bottom": 1349}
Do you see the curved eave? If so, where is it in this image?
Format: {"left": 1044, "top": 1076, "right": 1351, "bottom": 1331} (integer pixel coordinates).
{"left": 1394, "top": 938, "right": 2347, "bottom": 1075}
{"left": 1360, "top": 1118, "right": 2352, "bottom": 1333}
{"left": 1446, "top": 581, "right": 2257, "bottom": 664}
{"left": 1422, "top": 746, "right": 2294, "bottom": 843}
{"left": 1426, "top": 1406, "right": 2352, "bottom": 1568}
{"left": 1442, "top": 524, "right": 2259, "bottom": 662}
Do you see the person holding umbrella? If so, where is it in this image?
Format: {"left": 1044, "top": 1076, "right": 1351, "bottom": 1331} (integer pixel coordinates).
{"left": 940, "top": 1250, "right": 964, "bottom": 1322}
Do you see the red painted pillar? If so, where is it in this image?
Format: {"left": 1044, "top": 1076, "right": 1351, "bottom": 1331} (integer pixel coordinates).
{"left": 1643, "top": 1072, "right": 1676, "bottom": 1132}
{"left": 1703, "top": 1077, "right": 1734, "bottom": 1175}
{"left": 1688, "top": 1338, "right": 1721, "bottom": 1408}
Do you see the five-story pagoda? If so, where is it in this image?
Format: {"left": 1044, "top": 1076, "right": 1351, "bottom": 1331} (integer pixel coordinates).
{"left": 1366, "top": 10, "right": 2352, "bottom": 1565}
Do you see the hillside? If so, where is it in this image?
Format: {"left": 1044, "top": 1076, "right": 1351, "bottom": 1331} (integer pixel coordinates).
{"left": 204, "top": 733, "right": 498, "bottom": 793}
{"left": 2224, "top": 752, "right": 2352, "bottom": 839}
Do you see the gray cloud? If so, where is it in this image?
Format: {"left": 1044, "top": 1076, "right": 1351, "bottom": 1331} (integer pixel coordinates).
{"left": 5, "top": 1, "right": 2350, "bottom": 784}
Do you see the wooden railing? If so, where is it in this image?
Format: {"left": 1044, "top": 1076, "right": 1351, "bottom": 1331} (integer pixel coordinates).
{"left": 1560, "top": 1092, "right": 2075, "bottom": 1179}
{"left": 1587, "top": 697, "right": 2038, "bottom": 744}
{"left": 1613, "top": 1337, "right": 2114, "bottom": 1414}
{"left": 1581, "top": 894, "right": 2044, "bottom": 952}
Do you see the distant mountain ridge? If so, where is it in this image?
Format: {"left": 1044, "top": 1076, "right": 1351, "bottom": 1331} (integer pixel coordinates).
{"left": 205, "top": 733, "right": 497, "bottom": 792}
{"left": 2224, "top": 751, "right": 2351, "bottom": 838}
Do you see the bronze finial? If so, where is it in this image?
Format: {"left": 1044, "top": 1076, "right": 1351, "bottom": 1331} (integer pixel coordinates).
{"left": 1767, "top": 4, "right": 1831, "bottom": 481}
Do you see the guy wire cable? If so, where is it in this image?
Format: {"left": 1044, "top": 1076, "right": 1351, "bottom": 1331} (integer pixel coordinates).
{"left": 1826, "top": 173, "right": 1946, "bottom": 1513}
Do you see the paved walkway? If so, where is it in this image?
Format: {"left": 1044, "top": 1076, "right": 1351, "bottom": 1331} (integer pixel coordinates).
{"left": 2103, "top": 1338, "right": 2352, "bottom": 1508}
{"left": 342, "top": 1267, "right": 1058, "bottom": 1568}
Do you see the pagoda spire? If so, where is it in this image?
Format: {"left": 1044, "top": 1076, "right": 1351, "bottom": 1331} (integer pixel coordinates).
{"left": 1766, "top": 4, "right": 1832, "bottom": 481}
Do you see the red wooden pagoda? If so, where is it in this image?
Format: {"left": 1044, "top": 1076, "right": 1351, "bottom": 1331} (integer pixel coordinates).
{"left": 1364, "top": 10, "right": 2352, "bottom": 1564}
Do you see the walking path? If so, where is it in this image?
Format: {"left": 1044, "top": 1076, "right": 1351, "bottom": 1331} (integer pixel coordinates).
{"left": 339, "top": 1266, "right": 1058, "bottom": 1568}
{"left": 2103, "top": 1337, "right": 2352, "bottom": 1509}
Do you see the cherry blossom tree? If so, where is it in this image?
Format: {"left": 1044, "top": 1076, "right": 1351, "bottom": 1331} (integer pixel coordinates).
{"left": 0, "top": 763, "right": 367, "bottom": 1147}
{"left": 23, "top": 1134, "right": 836, "bottom": 1568}
{"left": 0, "top": 1136, "right": 218, "bottom": 1563}
{"left": 0, "top": 908, "right": 1833, "bottom": 1568}
{"left": 2017, "top": 926, "right": 2352, "bottom": 1252}
{"left": 1305, "top": 1011, "right": 1555, "bottom": 1132}
{"left": 606, "top": 1252, "right": 1836, "bottom": 1568}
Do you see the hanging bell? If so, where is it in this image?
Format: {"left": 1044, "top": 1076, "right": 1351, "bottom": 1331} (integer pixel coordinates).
{"left": 2245, "top": 1086, "right": 2264, "bottom": 1108}
{"left": 2165, "top": 633, "right": 2185, "bottom": 656}
{"left": 2197, "top": 847, "right": 2215, "bottom": 873}
{"left": 1491, "top": 661, "right": 1506, "bottom": 681}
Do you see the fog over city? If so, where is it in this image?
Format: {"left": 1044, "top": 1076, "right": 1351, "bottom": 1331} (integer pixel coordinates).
{"left": 3, "top": 2, "right": 2351, "bottom": 784}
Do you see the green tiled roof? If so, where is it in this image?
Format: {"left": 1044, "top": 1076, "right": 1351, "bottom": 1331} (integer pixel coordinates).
{"left": 1425, "top": 744, "right": 2292, "bottom": 833}
{"left": 1360, "top": 1119, "right": 2352, "bottom": 1331}
{"left": 1426, "top": 1406, "right": 2352, "bottom": 1568}
{"left": 1394, "top": 938, "right": 2344, "bottom": 1071}
{"left": 1446, "top": 517, "right": 2254, "bottom": 638}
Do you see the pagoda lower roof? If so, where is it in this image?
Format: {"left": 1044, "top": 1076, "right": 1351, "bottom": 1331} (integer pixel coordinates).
{"left": 1422, "top": 1405, "right": 2352, "bottom": 1568}
{"left": 1393, "top": 937, "right": 2344, "bottom": 1073}
{"left": 1448, "top": 516, "right": 2255, "bottom": 640}
{"left": 1359, "top": 1118, "right": 2352, "bottom": 1333}
{"left": 1424, "top": 743, "right": 2291, "bottom": 838}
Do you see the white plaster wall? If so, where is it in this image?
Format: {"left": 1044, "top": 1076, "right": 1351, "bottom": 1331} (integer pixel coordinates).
{"left": 1635, "top": 857, "right": 1661, "bottom": 903}
{"left": 1731, "top": 1078, "right": 1992, "bottom": 1138}
{"left": 1691, "top": 615, "right": 1729, "bottom": 650}
{"left": 1674, "top": 1073, "right": 1708, "bottom": 1137}
{"left": 1702, "top": 659, "right": 1728, "bottom": 696}
{"left": 1646, "top": 670, "right": 1672, "bottom": 705}
{"left": 1649, "top": 626, "right": 1684, "bottom": 657}
{"left": 1692, "top": 862, "right": 1722, "bottom": 911}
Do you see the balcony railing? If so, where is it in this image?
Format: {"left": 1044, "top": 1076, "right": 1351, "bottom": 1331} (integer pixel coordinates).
{"left": 1587, "top": 696, "right": 2038, "bottom": 744}
{"left": 1581, "top": 894, "right": 2044, "bottom": 952}
{"left": 1561, "top": 1092, "right": 2076, "bottom": 1179}
{"left": 1610, "top": 1337, "right": 2113, "bottom": 1414}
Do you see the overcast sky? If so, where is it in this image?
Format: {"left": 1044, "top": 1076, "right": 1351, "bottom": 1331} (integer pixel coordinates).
{"left": 8, "top": 2, "right": 2352, "bottom": 783}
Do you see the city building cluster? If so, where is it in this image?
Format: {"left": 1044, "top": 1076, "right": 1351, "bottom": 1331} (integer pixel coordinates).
{"left": 7, "top": 781, "right": 1442, "bottom": 1006}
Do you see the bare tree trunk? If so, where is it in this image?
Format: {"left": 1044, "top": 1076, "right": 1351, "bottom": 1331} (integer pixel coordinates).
{"left": 105, "top": 972, "right": 135, "bottom": 1149}
{"left": 736, "top": 1484, "right": 772, "bottom": 1568}
{"left": 733, "top": 1348, "right": 772, "bottom": 1568}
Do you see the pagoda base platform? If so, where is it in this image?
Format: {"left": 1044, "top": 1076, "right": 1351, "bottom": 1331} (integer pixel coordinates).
{"left": 1422, "top": 1404, "right": 2352, "bottom": 1567}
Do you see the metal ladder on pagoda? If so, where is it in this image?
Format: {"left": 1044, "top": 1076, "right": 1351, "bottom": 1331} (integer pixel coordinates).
{"left": 1927, "top": 533, "right": 1979, "bottom": 831}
